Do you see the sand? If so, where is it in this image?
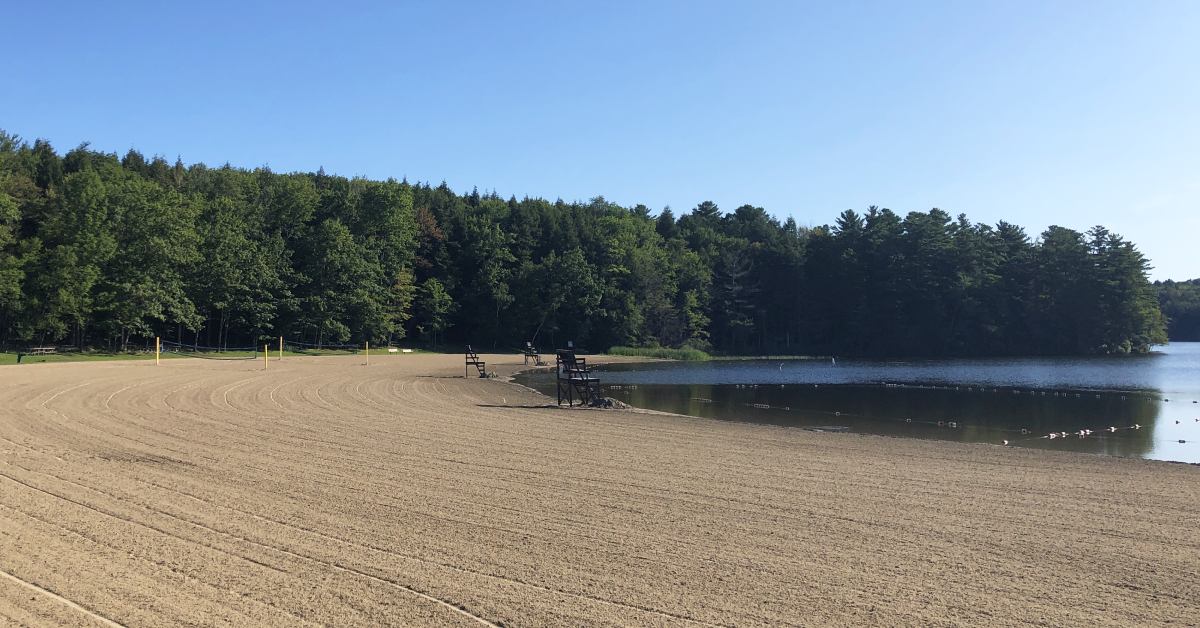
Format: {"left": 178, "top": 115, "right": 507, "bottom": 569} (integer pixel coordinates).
{"left": 0, "top": 352, "right": 1196, "bottom": 627}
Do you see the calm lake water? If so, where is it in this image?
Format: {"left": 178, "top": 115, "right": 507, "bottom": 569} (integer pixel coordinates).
{"left": 516, "top": 343, "right": 1200, "bottom": 464}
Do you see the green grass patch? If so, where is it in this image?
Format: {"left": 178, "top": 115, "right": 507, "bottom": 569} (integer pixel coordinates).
{"left": 606, "top": 346, "right": 711, "bottom": 361}
{"left": 1, "top": 346, "right": 422, "bottom": 366}
{"left": 0, "top": 351, "right": 161, "bottom": 365}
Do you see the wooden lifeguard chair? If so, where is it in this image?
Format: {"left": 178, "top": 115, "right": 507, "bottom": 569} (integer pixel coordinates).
{"left": 555, "top": 344, "right": 599, "bottom": 406}
{"left": 523, "top": 341, "right": 541, "bottom": 366}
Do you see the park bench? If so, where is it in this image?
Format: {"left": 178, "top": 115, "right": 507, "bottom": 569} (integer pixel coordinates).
{"left": 29, "top": 347, "right": 57, "bottom": 356}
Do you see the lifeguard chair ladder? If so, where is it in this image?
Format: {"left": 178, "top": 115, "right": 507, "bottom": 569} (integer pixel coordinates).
{"left": 465, "top": 345, "right": 486, "bottom": 378}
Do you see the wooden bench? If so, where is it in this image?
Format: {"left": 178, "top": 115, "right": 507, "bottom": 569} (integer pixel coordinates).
{"left": 29, "top": 347, "right": 57, "bottom": 356}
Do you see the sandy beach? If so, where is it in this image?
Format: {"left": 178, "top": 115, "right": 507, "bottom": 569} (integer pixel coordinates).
{"left": 0, "top": 352, "right": 1197, "bottom": 627}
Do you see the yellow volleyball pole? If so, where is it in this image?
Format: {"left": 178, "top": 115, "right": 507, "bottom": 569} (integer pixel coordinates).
{"left": 278, "top": 336, "right": 283, "bottom": 361}
{"left": 263, "top": 344, "right": 268, "bottom": 370}
{"left": 155, "top": 336, "right": 160, "bottom": 365}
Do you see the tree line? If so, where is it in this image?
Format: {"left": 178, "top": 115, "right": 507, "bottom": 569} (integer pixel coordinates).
{"left": 0, "top": 131, "right": 1168, "bottom": 356}
{"left": 1156, "top": 279, "right": 1200, "bottom": 341}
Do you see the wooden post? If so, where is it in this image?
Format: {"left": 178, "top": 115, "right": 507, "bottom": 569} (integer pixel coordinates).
{"left": 278, "top": 336, "right": 283, "bottom": 361}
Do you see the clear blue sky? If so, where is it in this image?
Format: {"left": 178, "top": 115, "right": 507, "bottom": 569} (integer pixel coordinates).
{"left": 4, "top": 1, "right": 1197, "bottom": 279}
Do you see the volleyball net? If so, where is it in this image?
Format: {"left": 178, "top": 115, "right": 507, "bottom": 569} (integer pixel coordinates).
{"left": 283, "top": 339, "right": 361, "bottom": 354}
{"left": 155, "top": 335, "right": 378, "bottom": 369}
{"left": 160, "top": 339, "right": 260, "bottom": 361}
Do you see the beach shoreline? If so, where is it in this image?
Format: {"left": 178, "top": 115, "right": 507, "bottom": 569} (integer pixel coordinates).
{"left": 1, "top": 352, "right": 1196, "bottom": 626}
{"left": 507, "top": 356, "right": 1200, "bottom": 467}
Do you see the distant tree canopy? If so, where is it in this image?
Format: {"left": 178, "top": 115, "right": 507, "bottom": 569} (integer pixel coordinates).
{"left": 0, "top": 131, "right": 1168, "bottom": 356}
{"left": 1157, "top": 279, "right": 1200, "bottom": 341}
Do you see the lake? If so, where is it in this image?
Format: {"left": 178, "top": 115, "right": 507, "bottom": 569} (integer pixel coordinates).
{"left": 515, "top": 342, "right": 1200, "bottom": 463}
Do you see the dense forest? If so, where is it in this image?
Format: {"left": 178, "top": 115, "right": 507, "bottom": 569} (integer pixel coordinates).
{"left": 1156, "top": 279, "right": 1200, "bottom": 341}
{"left": 0, "top": 131, "right": 1168, "bottom": 357}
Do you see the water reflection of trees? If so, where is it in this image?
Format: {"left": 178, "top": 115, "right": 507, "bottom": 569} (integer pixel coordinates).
{"left": 618, "top": 383, "right": 1161, "bottom": 458}
{"left": 514, "top": 371, "right": 1166, "bottom": 459}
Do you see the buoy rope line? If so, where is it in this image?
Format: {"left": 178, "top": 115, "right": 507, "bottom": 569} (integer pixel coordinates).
{"left": 723, "top": 402, "right": 1195, "bottom": 448}
{"left": 725, "top": 381, "right": 1187, "bottom": 403}
{"left": 614, "top": 381, "right": 1195, "bottom": 405}
{"left": 605, "top": 382, "right": 1198, "bottom": 448}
